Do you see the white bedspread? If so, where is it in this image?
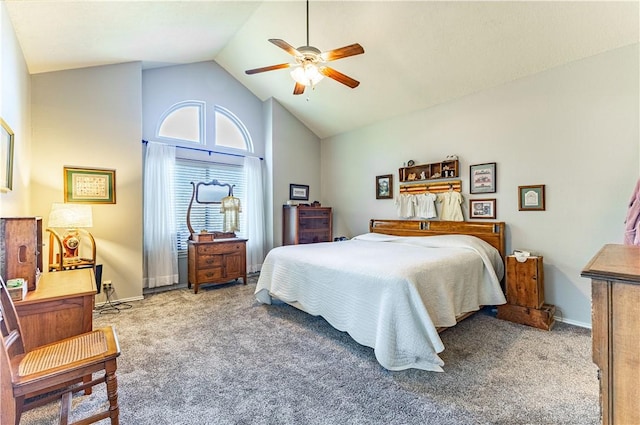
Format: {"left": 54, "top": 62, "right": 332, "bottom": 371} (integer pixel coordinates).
{"left": 255, "top": 233, "right": 506, "bottom": 372}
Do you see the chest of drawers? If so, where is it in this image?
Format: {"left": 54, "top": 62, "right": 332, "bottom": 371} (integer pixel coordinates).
{"left": 187, "top": 238, "right": 247, "bottom": 294}
{"left": 283, "top": 205, "right": 332, "bottom": 245}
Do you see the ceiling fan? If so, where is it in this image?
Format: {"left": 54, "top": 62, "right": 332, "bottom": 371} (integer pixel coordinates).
{"left": 245, "top": 0, "right": 364, "bottom": 95}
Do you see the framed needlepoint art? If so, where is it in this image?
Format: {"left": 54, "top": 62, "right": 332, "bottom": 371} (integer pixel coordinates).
{"left": 470, "top": 162, "right": 496, "bottom": 194}
{"left": 518, "top": 184, "right": 545, "bottom": 211}
{"left": 289, "top": 184, "right": 309, "bottom": 201}
{"left": 64, "top": 166, "right": 116, "bottom": 204}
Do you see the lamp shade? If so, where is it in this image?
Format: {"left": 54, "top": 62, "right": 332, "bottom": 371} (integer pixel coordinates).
{"left": 48, "top": 203, "right": 93, "bottom": 228}
{"left": 290, "top": 64, "right": 324, "bottom": 87}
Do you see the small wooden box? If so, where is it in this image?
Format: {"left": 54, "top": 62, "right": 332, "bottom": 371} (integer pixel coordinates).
{"left": 497, "top": 303, "right": 556, "bottom": 331}
{"left": 191, "top": 233, "right": 215, "bottom": 242}
{"left": 6, "top": 278, "right": 27, "bottom": 301}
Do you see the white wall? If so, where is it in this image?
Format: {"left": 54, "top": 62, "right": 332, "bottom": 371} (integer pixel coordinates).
{"left": 30, "top": 62, "right": 143, "bottom": 303}
{"left": 269, "top": 99, "right": 322, "bottom": 248}
{"left": 321, "top": 45, "right": 640, "bottom": 327}
{"left": 0, "top": 2, "right": 31, "bottom": 217}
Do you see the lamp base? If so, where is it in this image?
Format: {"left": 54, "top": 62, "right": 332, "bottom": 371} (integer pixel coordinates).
{"left": 62, "top": 231, "right": 80, "bottom": 259}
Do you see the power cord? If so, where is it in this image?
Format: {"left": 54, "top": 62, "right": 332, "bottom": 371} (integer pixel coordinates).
{"left": 94, "top": 286, "right": 132, "bottom": 314}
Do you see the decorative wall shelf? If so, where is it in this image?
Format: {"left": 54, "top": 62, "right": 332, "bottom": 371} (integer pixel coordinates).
{"left": 399, "top": 159, "right": 458, "bottom": 183}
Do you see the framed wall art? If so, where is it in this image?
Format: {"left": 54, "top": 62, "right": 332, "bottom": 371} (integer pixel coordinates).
{"left": 376, "top": 174, "right": 393, "bottom": 199}
{"left": 0, "top": 118, "right": 15, "bottom": 192}
{"left": 289, "top": 183, "right": 309, "bottom": 201}
{"left": 64, "top": 166, "right": 116, "bottom": 204}
{"left": 518, "top": 184, "right": 545, "bottom": 211}
{"left": 470, "top": 162, "right": 496, "bottom": 194}
{"left": 469, "top": 198, "right": 496, "bottom": 219}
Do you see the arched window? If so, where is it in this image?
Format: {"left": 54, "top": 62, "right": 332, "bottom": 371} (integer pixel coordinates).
{"left": 214, "top": 106, "right": 253, "bottom": 152}
{"left": 156, "top": 101, "right": 205, "bottom": 144}
{"left": 153, "top": 102, "right": 254, "bottom": 251}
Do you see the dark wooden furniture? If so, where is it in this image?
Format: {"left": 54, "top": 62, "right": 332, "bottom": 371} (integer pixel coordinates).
{"left": 0, "top": 217, "right": 43, "bottom": 291}
{"left": 283, "top": 205, "right": 332, "bottom": 245}
{"left": 581, "top": 244, "right": 640, "bottom": 425}
{"left": 188, "top": 238, "right": 247, "bottom": 294}
{"left": 497, "top": 255, "right": 555, "bottom": 330}
{"left": 0, "top": 277, "right": 120, "bottom": 425}
{"left": 14, "top": 268, "right": 96, "bottom": 352}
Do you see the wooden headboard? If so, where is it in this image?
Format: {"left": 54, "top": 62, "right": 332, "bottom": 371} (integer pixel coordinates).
{"left": 369, "top": 219, "right": 506, "bottom": 259}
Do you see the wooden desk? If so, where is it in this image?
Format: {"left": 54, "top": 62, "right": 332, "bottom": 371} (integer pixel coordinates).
{"left": 582, "top": 244, "right": 640, "bottom": 425}
{"left": 14, "top": 268, "right": 96, "bottom": 352}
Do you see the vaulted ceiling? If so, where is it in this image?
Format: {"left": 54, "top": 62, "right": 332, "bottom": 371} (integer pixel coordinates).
{"left": 5, "top": 1, "right": 639, "bottom": 139}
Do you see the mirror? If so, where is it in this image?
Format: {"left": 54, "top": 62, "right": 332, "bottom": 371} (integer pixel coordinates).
{"left": 186, "top": 180, "right": 236, "bottom": 237}
{"left": 195, "top": 182, "right": 230, "bottom": 204}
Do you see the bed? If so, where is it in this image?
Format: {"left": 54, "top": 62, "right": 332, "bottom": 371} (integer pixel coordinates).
{"left": 255, "top": 219, "right": 507, "bottom": 372}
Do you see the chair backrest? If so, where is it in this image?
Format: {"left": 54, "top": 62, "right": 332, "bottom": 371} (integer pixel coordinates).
{"left": 0, "top": 277, "right": 26, "bottom": 360}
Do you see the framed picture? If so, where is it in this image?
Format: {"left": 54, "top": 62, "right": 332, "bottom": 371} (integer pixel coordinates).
{"left": 518, "top": 184, "right": 545, "bottom": 211}
{"left": 289, "top": 183, "right": 309, "bottom": 201}
{"left": 376, "top": 174, "right": 393, "bottom": 199}
{"left": 470, "top": 162, "right": 497, "bottom": 194}
{"left": 469, "top": 198, "right": 496, "bottom": 219}
{"left": 64, "top": 166, "right": 116, "bottom": 204}
{"left": 0, "top": 118, "right": 15, "bottom": 192}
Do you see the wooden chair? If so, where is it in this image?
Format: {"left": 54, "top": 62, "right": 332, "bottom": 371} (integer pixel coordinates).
{"left": 0, "top": 277, "right": 121, "bottom": 424}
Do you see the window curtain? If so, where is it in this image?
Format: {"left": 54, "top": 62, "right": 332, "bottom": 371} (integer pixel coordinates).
{"left": 143, "top": 142, "right": 179, "bottom": 288}
{"left": 243, "top": 156, "right": 265, "bottom": 273}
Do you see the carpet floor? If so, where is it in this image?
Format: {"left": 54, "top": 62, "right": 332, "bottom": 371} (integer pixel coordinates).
{"left": 20, "top": 275, "right": 599, "bottom": 424}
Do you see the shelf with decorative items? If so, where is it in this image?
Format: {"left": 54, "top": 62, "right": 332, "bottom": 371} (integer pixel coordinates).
{"left": 399, "top": 158, "right": 459, "bottom": 183}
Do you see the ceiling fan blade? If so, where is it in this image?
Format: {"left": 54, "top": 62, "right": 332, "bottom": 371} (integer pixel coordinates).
{"left": 293, "top": 82, "right": 306, "bottom": 95}
{"left": 245, "top": 63, "right": 292, "bottom": 75}
{"left": 269, "top": 39, "right": 301, "bottom": 57}
{"left": 320, "top": 43, "right": 365, "bottom": 62}
{"left": 319, "top": 67, "right": 360, "bottom": 89}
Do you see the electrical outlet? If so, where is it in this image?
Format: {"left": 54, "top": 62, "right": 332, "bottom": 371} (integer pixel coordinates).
{"left": 102, "top": 280, "right": 112, "bottom": 291}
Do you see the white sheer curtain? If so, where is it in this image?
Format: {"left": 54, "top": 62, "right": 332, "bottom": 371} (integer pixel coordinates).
{"left": 243, "top": 156, "right": 265, "bottom": 273}
{"left": 143, "top": 142, "right": 179, "bottom": 288}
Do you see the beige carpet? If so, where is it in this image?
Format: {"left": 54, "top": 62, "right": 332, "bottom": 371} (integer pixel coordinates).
{"left": 21, "top": 275, "right": 599, "bottom": 424}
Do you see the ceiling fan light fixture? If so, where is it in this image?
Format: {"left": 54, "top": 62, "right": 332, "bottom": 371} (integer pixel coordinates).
{"left": 290, "top": 64, "right": 324, "bottom": 86}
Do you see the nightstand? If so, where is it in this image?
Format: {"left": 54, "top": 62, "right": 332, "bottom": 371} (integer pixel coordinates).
{"left": 497, "top": 255, "right": 555, "bottom": 330}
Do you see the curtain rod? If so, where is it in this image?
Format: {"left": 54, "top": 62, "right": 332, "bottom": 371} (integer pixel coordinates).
{"left": 142, "top": 140, "right": 263, "bottom": 160}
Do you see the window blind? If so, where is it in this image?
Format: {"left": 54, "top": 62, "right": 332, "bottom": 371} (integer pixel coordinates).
{"left": 174, "top": 159, "right": 246, "bottom": 250}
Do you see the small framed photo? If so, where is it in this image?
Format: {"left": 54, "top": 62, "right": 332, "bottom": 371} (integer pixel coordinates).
{"left": 289, "top": 183, "right": 309, "bottom": 201}
{"left": 470, "top": 198, "right": 496, "bottom": 219}
{"left": 376, "top": 174, "right": 393, "bottom": 199}
{"left": 64, "top": 166, "right": 116, "bottom": 204}
{"left": 0, "top": 118, "right": 14, "bottom": 192}
{"left": 470, "top": 162, "right": 497, "bottom": 194}
{"left": 519, "top": 185, "right": 545, "bottom": 211}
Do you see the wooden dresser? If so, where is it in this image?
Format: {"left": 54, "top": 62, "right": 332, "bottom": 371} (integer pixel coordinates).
{"left": 581, "top": 244, "right": 640, "bottom": 425}
{"left": 283, "top": 205, "right": 332, "bottom": 245}
{"left": 187, "top": 238, "right": 247, "bottom": 294}
{"left": 14, "top": 268, "right": 96, "bottom": 352}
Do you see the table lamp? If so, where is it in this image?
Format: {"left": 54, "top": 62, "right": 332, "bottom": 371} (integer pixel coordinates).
{"left": 47, "top": 203, "right": 93, "bottom": 262}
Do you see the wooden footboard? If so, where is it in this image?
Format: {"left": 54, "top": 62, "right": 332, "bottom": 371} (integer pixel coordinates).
{"left": 369, "top": 219, "right": 506, "bottom": 259}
